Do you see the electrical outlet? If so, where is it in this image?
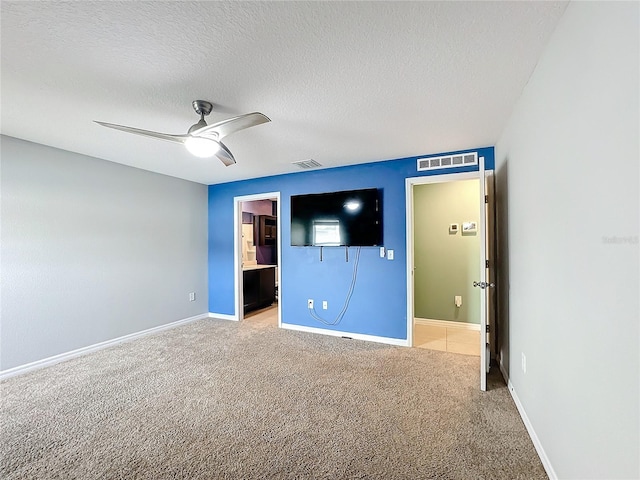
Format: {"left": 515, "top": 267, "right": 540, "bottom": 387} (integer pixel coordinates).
{"left": 189, "top": 292, "right": 196, "bottom": 302}
{"left": 308, "top": 299, "right": 314, "bottom": 309}
{"left": 521, "top": 352, "right": 527, "bottom": 373}
{"left": 379, "top": 247, "right": 385, "bottom": 258}
{"left": 322, "top": 300, "right": 328, "bottom": 310}
{"left": 387, "top": 249, "right": 394, "bottom": 260}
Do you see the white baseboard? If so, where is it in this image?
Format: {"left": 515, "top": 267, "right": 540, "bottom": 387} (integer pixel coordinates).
{"left": 208, "top": 312, "right": 238, "bottom": 321}
{"left": 0, "top": 313, "right": 208, "bottom": 380}
{"left": 281, "top": 323, "right": 409, "bottom": 347}
{"left": 500, "top": 360, "right": 557, "bottom": 480}
{"left": 415, "top": 318, "right": 480, "bottom": 330}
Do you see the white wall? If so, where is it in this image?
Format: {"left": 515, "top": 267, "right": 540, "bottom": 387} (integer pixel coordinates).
{"left": 495, "top": 2, "right": 639, "bottom": 479}
{"left": 0, "top": 136, "right": 209, "bottom": 370}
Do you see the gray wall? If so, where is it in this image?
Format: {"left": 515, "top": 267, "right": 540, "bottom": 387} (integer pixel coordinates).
{"left": 1, "top": 136, "right": 209, "bottom": 371}
{"left": 413, "top": 180, "right": 480, "bottom": 324}
{"left": 495, "top": 2, "right": 639, "bottom": 479}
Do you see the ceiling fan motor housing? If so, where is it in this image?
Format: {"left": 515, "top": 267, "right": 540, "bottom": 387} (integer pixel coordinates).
{"left": 189, "top": 100, "right": 213, "bottom": 132}
{"left": 192, "top": 100, "right": 213, "bottom": 117}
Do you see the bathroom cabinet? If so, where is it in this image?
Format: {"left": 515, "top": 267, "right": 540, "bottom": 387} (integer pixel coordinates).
{"left": 243, "top": 265, "right": 276, "bottom": 314}
{"left": 254, "top": 215, "right": 277, "bottom": 246}
{"left": 253, "top": 215, "right": 277, "bottom": 264}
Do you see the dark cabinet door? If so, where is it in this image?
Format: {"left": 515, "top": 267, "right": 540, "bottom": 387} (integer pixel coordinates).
{"left": 243, "top": 270, "right": 260, "bottom": 312}
{"left": 243, "top": 267, "right": 275, "bottom": 314}
{"left": 254, "top": 215, "right": 277, "bottom": 246}
{"left": 258, "top": 268, "right": 276, "bottom": 306}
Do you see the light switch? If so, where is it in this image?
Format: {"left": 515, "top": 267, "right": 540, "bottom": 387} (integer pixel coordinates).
{"left": 387, "top": 250, "right": 394, "bottom": 260}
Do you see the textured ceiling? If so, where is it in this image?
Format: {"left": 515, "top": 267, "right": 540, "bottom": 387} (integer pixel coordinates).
{"left": 1, "top": 1, "right": 567, "bottom": 185}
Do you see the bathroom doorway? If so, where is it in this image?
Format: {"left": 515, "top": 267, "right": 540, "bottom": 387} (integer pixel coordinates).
{"left": 234, "top": 192, "right": 281, "bottom": 327}
{"left": 412, "top": 178, "right": 482, "bottom": 356}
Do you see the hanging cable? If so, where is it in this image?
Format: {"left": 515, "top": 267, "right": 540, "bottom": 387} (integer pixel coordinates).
{"left": 309, "top": 247, "right": 361, "bottom": 326}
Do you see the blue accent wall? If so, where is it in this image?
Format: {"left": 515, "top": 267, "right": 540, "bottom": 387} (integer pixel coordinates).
{"left": 208, "top": 147, "right": 494, "bottom": 340}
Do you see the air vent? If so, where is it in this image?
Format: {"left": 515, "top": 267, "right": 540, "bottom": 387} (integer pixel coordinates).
{"left": 292, "top": 159, "right": 322, "bottom": 169}
{"left": 417, "top": 152, "right": 478, "bottom": 172}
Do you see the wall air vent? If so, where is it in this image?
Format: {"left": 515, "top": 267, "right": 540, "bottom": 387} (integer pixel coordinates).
{"left": 292, "top": 159, "right": 322, "bottom": 169}
{"left": 417, "top": 152, "right": 478, "bottom": 172}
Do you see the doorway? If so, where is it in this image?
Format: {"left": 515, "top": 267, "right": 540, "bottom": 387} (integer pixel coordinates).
{"left": 412, "top": 178, "right": 482, "bottom": 356}
{"left": 234, "top": 192, "right": 281, "bottom": 327}
{"left": 406, "top": 165, "right": 495, "bottom": 391}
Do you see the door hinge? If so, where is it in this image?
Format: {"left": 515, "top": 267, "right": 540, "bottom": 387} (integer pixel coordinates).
{"left": 485, "top": 260, "right": 490, "bottom": 268}
{"left": 486, "top": 325, "right": 490, "bottom": 333}
{"left": 485, "top": 195, "right": 488, "bottom": 204}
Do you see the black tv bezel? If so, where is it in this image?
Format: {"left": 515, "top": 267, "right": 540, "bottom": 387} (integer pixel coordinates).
{"left": 290, "top": 188, "right": 383, "bottom": 247}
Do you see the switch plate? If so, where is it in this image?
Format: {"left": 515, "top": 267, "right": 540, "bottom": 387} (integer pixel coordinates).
{"left": 387, "top": 249, "right": 394, "bottom": 260}
{"left": 379, "top": 247, "right": 385, "bottom": 258}
{"left": 189, "top": 292, "right": 196, "bottom": 302}
{"left": 322, "top": 301, "right": 328, "bottom": 310}
{"left": 308, "top": 299, "right": 314, "bottom": 309}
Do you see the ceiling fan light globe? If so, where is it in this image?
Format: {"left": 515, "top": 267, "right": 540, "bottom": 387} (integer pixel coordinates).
{"left": 184, "top": 137, "right": 219, "bottom": 158}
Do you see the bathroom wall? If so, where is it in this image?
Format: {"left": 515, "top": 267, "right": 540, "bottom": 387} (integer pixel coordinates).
{"left": 413, "top": 179, "right": 480, "bottom": 324}
{"left": 242, "top": 200, "right": 274, "bottom": 216}
{"left": 241, "top": 223, "right": 257, "bottom": 266}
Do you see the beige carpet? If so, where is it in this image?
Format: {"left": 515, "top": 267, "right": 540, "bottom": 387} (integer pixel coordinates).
{"left": 0, "top": 318, "right": 546, "bottom": 479}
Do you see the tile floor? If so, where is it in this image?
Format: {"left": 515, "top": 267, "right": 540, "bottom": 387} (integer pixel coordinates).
{"left": 413, "top": 323, "right": 480, "bottom": 356}
{"left": 244, "top": 304, "right": 278, "bottom": 327}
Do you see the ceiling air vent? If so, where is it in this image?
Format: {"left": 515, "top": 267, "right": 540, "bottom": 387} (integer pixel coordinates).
{"left": 417, "top": 152, "right": 478, "bottom": 172}
{"left": 292, "top": 159, "right": 322, "bottom": 169}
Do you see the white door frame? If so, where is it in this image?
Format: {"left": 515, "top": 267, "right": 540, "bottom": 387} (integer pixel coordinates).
{"left": 405, "top": 166, "right": 491, "bottom": 390}
{"left": 234, "top": 192, "right": 282, "bottom": 326}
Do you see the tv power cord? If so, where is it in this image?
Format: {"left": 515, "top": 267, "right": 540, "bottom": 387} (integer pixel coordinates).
{"left": 309, "top": 247, "right": 361, "bottom": 326}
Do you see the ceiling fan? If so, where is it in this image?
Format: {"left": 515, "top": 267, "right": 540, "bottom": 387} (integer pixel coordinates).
{"left": 95, "top": 100, "right": 270, "bottom": 166}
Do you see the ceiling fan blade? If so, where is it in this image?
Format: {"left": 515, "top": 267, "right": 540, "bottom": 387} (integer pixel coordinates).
{"left": 94, "top": 121, "right": 188, "bottom": 144}
{"left": 216, "top": 141, "right": 236, "bottom": 167}
{"left": 191, "top": 112, "right": 270, "bottom": 141}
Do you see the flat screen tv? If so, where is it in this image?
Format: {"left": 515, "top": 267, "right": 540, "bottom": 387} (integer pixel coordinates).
{"left": 291, "top": 188, "right": 382, "bottom": 246}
